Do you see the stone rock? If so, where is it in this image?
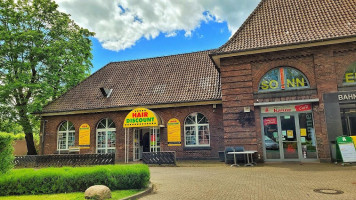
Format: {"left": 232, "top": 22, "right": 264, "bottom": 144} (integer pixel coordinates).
{"left": 84, "top": 185, "right": 112, "bottom": 200}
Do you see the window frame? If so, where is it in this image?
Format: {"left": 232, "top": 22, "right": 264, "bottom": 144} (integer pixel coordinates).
{"left": 57, "top": 121, "right": 75, "bottom": 151}
{"left": 184, "top": 112, "right": 210, "bottom": 147}
{"left": 96, "top": 118, "right": 116, "bottom": 154}
{"left": 342, "top": 62, "right": 356, "bottom": 86}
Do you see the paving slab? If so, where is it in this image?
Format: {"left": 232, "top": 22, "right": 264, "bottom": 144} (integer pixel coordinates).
{"left": 140, "top": 162, "right": 356, "bottom": 200}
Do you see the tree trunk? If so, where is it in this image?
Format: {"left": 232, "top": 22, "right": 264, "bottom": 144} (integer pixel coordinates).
{"left": 25, "top": 132, "right": 37, "bottom": 155}
{"left": 17, "top": 106, "right": 37, "bottom": 155}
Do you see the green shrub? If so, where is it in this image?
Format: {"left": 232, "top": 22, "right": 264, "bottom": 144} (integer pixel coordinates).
{"left": 0, "top": 132, "right": 14, "bottom": 174}
{"left": 12, "top": 133, "right": 25, "bottom": 140}
{"left": 0, "top": 164, "right": 150, "bottom": 196}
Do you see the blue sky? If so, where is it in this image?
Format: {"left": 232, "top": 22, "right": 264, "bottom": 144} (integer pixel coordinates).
{"left": 90, "top": 21, "right": 231, "bottom": 73}
{"left": 55, "top": 0, "right": 261, "bottom": 73}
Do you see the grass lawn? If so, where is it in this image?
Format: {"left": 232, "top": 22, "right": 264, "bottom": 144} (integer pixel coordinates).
{"left": 0, "top": 189, "right": 143, "bottom": 200}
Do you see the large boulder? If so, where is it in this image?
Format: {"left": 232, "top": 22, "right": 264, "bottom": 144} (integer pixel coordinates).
{"left": 84, "top": 185, "right": 112, "bottom": 200}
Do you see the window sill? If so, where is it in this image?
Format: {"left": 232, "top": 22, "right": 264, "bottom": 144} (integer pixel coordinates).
{"left": 55, "top": 150, "right": 69, "bottom": 154}
{"left": 253, "top": 88, "right": 317, "bottom": 99}
{"left": 184, "top": 147, "right": 211, "bottom": 151}
{"left": 338, "top": 84, "right": 356, "bottom": 91}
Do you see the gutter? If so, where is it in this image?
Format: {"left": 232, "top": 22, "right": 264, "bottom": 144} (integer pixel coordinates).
{"left": 210, "top": 36, "right": 356, "bottom": 69}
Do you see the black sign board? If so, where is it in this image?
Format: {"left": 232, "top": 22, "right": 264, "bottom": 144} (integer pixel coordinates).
{"left": 336, "top": 91, "right": 356, "bottom": 104}
{"left": 323, "top": 90, "right": 356, "bottom": 141}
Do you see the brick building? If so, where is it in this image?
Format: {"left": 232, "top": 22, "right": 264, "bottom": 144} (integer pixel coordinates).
{"left": 39, "top": 0, "right": 356, "bottom": 162}
{"left": 39, "top": 51, "right": 224, "bottom": 161}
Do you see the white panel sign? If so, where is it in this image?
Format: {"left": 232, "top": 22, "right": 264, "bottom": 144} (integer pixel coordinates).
{"left": 339, "top": 143, "right": 356, "bottom": 163}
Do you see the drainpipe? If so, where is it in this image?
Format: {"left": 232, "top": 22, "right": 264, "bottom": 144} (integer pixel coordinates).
{"left": 40, "top": 118, "right": 47, "bottom": 155}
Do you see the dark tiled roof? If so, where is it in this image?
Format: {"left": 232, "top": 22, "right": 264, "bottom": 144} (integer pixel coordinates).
{"left": 42, "top": 50, "right": 221, "bottom": 113}
{"left": 213, "top": 0, "right": 356, "bottom": 55}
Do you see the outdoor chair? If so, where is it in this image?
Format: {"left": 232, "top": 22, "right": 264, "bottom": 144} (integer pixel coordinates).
{"left": 224, "top": 147, "right": 235, "bottom": 164}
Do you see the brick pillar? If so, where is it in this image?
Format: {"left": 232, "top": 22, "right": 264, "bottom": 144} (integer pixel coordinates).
{"left": 221, "top": 61, "right": 258, "bottom": 153}
{"left": 313, "top": 47, "right": 339, "bottom": 162}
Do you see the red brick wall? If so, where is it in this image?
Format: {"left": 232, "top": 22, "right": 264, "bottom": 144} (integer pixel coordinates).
{"left": 41, "top": 104, "right": 224, "bottom": 161}
{"left": 219, "top": 42, "right": 356, "bottom": 162}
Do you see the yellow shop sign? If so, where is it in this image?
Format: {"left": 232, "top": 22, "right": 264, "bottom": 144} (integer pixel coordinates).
{"left": 79, "top": 123, "right": 90, "bottom": 149}
{"left": 167, "top": 118, "right": 181, "bottom": 146}
{"left": 123, "top": 108, "right": 159, "bottom": 128}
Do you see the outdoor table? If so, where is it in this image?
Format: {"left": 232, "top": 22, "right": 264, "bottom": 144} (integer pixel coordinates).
{"left": 227, "top": 151, "right": 257, "bottom": 167}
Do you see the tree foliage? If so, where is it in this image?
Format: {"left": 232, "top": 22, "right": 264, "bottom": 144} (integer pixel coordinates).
{"left": 0, "top": 0, "right": 94, "bottom": 154}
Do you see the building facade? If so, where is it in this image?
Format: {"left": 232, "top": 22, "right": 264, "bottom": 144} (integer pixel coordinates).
{"left": 39, "top": 0, "right": 356, "bottom": 162}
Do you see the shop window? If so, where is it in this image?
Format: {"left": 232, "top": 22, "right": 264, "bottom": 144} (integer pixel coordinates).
{"left": 259, "top": 67, "right": 309, "bottom": 92}
{"left": 341, "top": 108, "right": 356, "bottom": 136}
{"left": 96, "top": 118, "right": 116, "bottom": 154}
{"left": 343, "top": 62, "right": 356, "bottom": 85}
{"left": 184, "top": 113, "right": 210, "bottom": 147}
{"left": 57, "top": 121, "right": 75, "bottom": 150}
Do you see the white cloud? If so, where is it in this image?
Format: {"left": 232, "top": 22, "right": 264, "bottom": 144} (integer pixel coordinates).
{"left": 55, "top": 0, "right": 260, "bottom": 51}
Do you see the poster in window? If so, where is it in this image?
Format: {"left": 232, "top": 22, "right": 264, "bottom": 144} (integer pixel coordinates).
{"left": 79, "top": 124, "right": 90, "bottom": 149}
{"left": 167, "top": 118, "right": 181, "bottom": 146}
{"left": 282, "top": 130, "right": 287, "bottom": 136}
{"left": 287, "top": 130, "right": 294, "bottom": 138}
{"left": 300, "top": 128, "right": 307, "bottom": 137}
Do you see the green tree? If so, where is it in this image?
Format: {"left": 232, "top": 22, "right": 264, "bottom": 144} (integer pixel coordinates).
{"left": 0, "top": 0, "right": 94, "bottom": 154}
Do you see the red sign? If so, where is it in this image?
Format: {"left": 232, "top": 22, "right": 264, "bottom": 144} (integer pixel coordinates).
{"left": 262, "top": 104, "right": 311, "bottom": 113}
{"left": 263, "top": 117, "right": 277, "bottom": 126}
{"left": 295, "top": 104, "right": 311, "bottom": 112}
{"left": 280, "top": 68, "right": 285, "bottom": 89}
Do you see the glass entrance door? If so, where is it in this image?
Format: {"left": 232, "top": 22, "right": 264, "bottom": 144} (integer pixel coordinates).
{"left": 262, "top": 117, "right": 280, "bottom": 159}
{"left": 149, "top": 128, "right": 160, "bottom": 152}
{"left": 262, "top": 112, "right": 317, "bottom": 161}
{"left": 281, "top": 115, "right": 298, "bottom": 159}
{"left": 133, "top": 129, "right": 142, "bottom": 161}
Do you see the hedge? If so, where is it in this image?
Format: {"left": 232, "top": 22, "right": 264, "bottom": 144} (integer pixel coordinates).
{"left": 0, "top": 132, "right": 14, "bottom": 174}
{"left": 0, "top": 164, "right": 150, "bottom": 196}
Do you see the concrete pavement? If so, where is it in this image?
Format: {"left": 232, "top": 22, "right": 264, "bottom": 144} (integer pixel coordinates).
{"left": 140, "top": 162, "right": 356, "bottom": 200}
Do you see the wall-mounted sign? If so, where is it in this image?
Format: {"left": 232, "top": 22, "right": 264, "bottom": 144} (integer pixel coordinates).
{"left": 79, "top": 124, "right": 90, "bottom": 149}
{"left": 167, "top": 118, "right": 181, "bottom": 146}
{"left": 338, "top": 92, "right": 356, "bottom": 102}
{"left": 259, "top": 67, "right": 309, "bottom": 91}
{"left": 123, "top": 108, "right": 159, "bottom": 128}
{"left": 261, "top": 104, "right": 311, "bottom": 113}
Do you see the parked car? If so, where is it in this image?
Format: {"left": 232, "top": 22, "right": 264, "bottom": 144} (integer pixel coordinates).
{"left": 265, "top": 136, "right": 279, "bottom": 150}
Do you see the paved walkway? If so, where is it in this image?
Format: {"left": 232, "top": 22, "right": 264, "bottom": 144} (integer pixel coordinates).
{"left": 141, "top": 162, "right": 356, "bottom": 200}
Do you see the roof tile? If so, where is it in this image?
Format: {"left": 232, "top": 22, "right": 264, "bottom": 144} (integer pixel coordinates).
{"left": 214, "top": 0, "right": 356, "bottom": 54}
{"left": 42, "top": 50, "right": 221, "bottom": 113}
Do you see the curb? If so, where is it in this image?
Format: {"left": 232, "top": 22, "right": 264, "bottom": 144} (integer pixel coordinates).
{"left": 121, "top": 183, "right": 154, "bottom": 200}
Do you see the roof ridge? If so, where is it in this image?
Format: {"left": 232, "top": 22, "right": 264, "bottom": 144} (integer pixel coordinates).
{"left": 108, "top": 49, "right": 216, "bottom": 65}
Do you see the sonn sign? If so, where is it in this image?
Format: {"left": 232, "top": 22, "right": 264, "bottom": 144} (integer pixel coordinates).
{"left": 259, "top": 67, "right": 309, "bottom": 91}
